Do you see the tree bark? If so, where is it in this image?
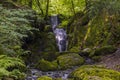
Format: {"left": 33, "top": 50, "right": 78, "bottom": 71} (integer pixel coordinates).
{"left": 45, "top": 0, "right": 49, "bottom": 21}
{"left": 29, "top": 0, "right": 32, "bottom": 8}
{"left": 36, "top": 0, "right": 44, "bottom": 15}
{"left": 71, "top": 0, "right": 76, "bottom": 15}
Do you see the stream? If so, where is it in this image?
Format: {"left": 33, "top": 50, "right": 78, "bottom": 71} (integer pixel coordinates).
{"left": 25, "top": 15, "right": 94, "bottom": 80}
{"left": 25, "top": 57, "right": 94, "bottom": 80}
{"left": 26, "top": 66, "right": 78, "bottom": 80}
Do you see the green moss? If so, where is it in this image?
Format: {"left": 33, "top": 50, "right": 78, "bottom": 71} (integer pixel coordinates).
{"left": 43, "top": 32, "right": 58, "bottom": 52}
{"left": 53, "top": 78, "right": 62, "bottom": 80}
{"left": 79, "top": 48, "right": 92, "bottom": 57}
{"left": 37, "top": 76, "right": 52, "bottom": 80}
{"left": 44, "top": 25, "right": 52, "bottom": 32}
{"left": 90, "top": 45, "right": 117, "bottom": 57}
{"left": 68, "top": 65, "right": 120, "bottom": 80}
{"left": 57, "top": 53, "right": 84, "bottom": 69}
{"left": 69, "top": 46, "right": 80, "bottom": 52}
{"left": 35, "top": 59, "right": 58, "bottom": 71}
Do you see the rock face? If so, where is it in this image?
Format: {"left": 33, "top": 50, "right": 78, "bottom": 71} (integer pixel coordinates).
{"left": 68, "top": 65, "right": 120, "bottom": 80}
{"left": 98, "top": 48, "right": 120, "bottom": 71}
{"left": 57, "top": 53, "right": 84, "bottom": 69}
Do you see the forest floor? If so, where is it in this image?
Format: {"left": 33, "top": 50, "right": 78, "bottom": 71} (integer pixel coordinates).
{"left": 98, "top": 48, "right": 120, "bottom": 71}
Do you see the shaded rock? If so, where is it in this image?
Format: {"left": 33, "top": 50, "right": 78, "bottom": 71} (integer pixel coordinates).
{"left": 90, "top": 45, "right": 117, "bottom": 57}
{"left": 57, "top": 53, "right": 84, "bottom": 69}
{"left": 98, "top": 48, "right": 120, "bottom": 71}
{"left": 35, "top": 59, "right": 58, "bottom": 71}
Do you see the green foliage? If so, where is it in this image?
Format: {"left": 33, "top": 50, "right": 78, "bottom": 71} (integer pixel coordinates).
{"left": 43, "top": 32, "right": 58, "bottom": 52}
{"left": 68, "top": 65, "right": 120, "bottom": 80}
{"left": 68, "top": 0, "right": 120, "bottom": 50}
{"left": 0, "top": 55, "right": 26, "bottom": 79}
{"left": 0, "top": 5, "right": 38, "bottom": 56}
{"left": 18, "top": 0, "right": 86, "bottom": 16}
{"left": 49, "top": 0, "right": 85, "bottom": 16}
{"left": 86, "top": 0, "right": 120, "bottom": 19}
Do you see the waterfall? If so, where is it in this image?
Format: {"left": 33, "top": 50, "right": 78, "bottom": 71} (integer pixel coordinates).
{"left": 51, "top": 15, "right": 67, "bottom": 52}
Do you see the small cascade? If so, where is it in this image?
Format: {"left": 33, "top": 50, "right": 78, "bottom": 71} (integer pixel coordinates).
{"left": 51, "top": 15, "right": 67, "bottom": 52}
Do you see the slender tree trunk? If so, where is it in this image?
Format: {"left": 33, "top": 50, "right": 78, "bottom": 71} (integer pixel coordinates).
{"left": 36, "top": 0, "right": 44, "bottom": 15}
{"left": 85, "top": 0, "right": 89, "bottom": 10}
{"left": 29, "top": 0, "right": 32, "bottom": 8}
{"left": 71, "top": 0, "right": 76, "bottom": 15}
{"left": 45, "top": 0, "right": 49, "bottom": 21}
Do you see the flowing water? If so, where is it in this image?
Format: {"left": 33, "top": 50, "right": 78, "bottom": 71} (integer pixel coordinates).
{"left": 25, "top": 57, "right": 94, "bottom": 80}
{"left": 26, "top": 15, "right": 69, "bottom": 80}
{"left": 51, "top": 15, "right": 67, "bottom": 52}
{"left": 26, "top": 67, "right": 78, "bottom": 80}
{"left": 25, "top": 15, "right": 95, "bottom": 80}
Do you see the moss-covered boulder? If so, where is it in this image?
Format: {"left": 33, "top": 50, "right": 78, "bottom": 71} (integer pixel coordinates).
{"left": 68, "top": 65, "right": 120, "bottom": 80}
{"left": 92, "top": 45, "right": 117, "bottom": 56}
{"left": 57, "top": 53, "right": 84, "bottom": 69}
{"left": 78, "top": 48, "right": 92, "bottom": 57}
{"left": 89, "top": 45, "right": 117, "bottom": 61}
{"left": 37, "top": 76, "right": 52, "bottom": 80}
{"left": 35, "top": 59, "right": 58, "bottom": 71}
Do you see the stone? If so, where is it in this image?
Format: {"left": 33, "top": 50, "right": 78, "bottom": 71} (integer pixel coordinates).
{"left": 37, "top": 76, "right": 52, "bottom": 80}
{"left": 68, "top": 65, "right": 120, "bottom": 80}
{"left": 57, "top": 53, "right": 84, "bottom": 69}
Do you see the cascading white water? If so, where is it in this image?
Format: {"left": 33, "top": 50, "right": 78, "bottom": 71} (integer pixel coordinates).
{"left": 51, "top": 15, "right": 67, "bottom": 52}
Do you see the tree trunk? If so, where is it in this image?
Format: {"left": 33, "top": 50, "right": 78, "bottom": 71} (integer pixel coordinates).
{"left": 29, "top": 0, "right": 32, "bottom": 8}
{"left": 71, "top": 0, "right": 76, "bottom": 15}
{"left": 45, "top": 0, "right": 49, "bottom": 21}
{"left": 36, "top": 0, "right": 44, "bottom": 15}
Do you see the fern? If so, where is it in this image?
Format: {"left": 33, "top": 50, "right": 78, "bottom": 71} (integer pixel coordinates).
{"left": 0, "top": 55, "right": 26, "bottom": 79}
{"left": 0, "top": 4, "right": 38, "bottom": 56}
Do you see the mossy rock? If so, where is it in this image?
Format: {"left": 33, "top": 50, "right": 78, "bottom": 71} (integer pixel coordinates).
{"left": 35, "top": 59, "right": 58, "bottom": 71}
{"left": 53, "top": 78, "right": 62, "bottom": 80}
{"left": 79, "top": 48, "right": 92, "bottom": 57}
{"left": 37, "top": 76, "right": 52, "bottom": 80}
{"left": 69, "top": 46, "right": 80, "bottom": 52}
{"left": 68, "top": 65, "right": 120, "bottom": 80}
{"left": 40, "top": 52, "right": 59, "bottom": 61}
{"left": 57, "top": 53, "right": 84, "bottom": 69}
{"left": 44, "top": 25, "right": 52, "bottom": 32}
{"left": 89, "top": 45, "right": 117, "bottom": 57}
